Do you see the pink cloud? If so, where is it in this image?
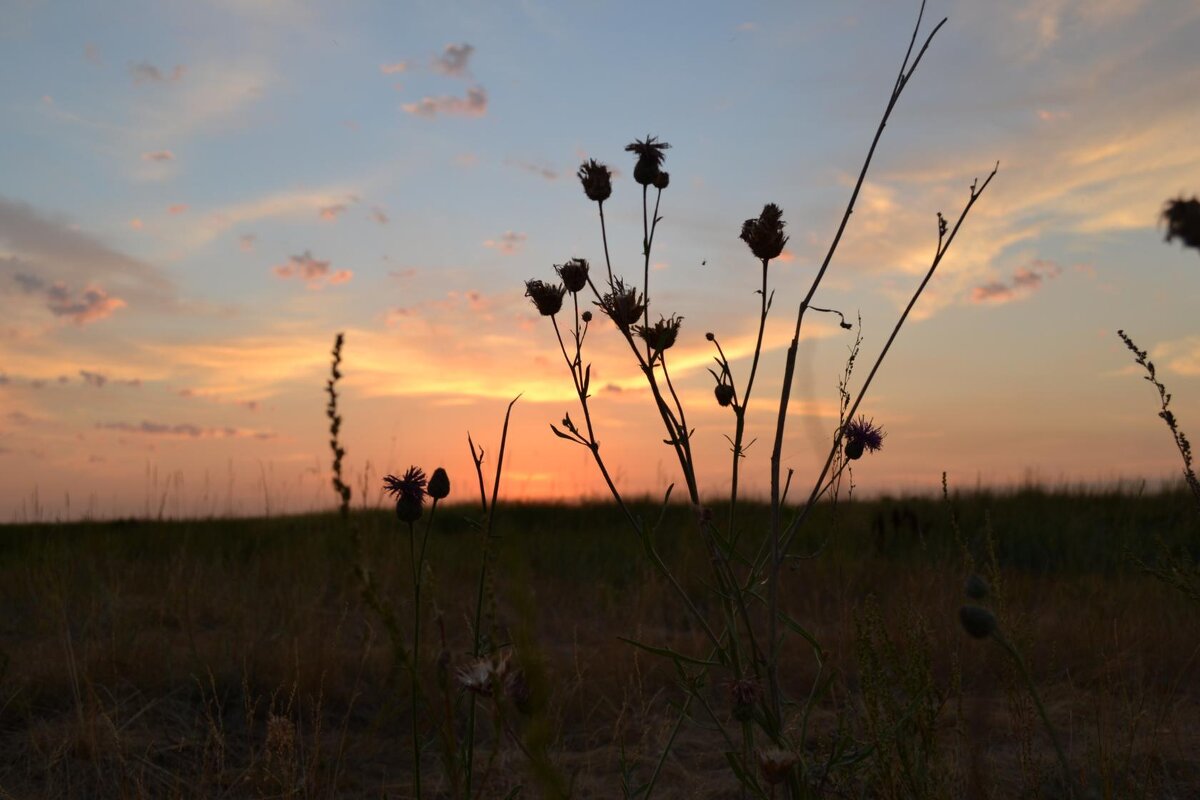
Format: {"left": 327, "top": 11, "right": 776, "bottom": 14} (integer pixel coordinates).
{"left": 319, "top": 204, "right": 347, "bottom": 221}
{"left": 129, "top": 218, "right": 144, "bottom": 230}
{"left": 402, "top": 86, "right": 488, "bottom": 118}
{"left": 970, "top": 259, "right": 1062, "bottom": 305}
{"left": 272, "top": 250, "right": 351, "bottom": 288}
{"left": 505, "top": 158, "right": 558, "bottom": 180}
{"left": 167, "top": 203, "right": 189, "bottom": 215}
{"left": 371, "top": 206, "right": 389, "bottom": 224}
{"left": 380, "top": 61, "right": 410, "bottom": 75}
{"left": 141, "top": 150, "right": 175, "bottom": 162}
{"left": 13, "top": 274, "right": 126, "bottom": 324}
{"left": 239, "top": 233, "right": 256, "bottom": 252}
{"left": 483, "top": 230, "right": 526, "bottom": 255}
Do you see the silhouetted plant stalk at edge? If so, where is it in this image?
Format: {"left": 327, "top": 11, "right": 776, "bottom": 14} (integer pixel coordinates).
{"left": 326, "top": 333, "right": 351, "bottom": 519}
{"left": 525, "top": 2, "right": 1001, "bottom": 796}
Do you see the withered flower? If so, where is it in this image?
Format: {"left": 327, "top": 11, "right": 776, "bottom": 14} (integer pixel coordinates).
{"left": 597, "top": 278, "right": 646, "bottom": 331}
{"left": 727, "top": 678, "right": 761, "bottom": 722}
{"left": 740, "top": 203, "right": 789, "bottom": 261}
{"left": 625, "top": 135, "right": 671, "bottom": 187}
{"left": 843, "top": 415, "right": 885, "bottom": 460}
{"left": 1162, "top": 196, "right": 1200, "bottom": 252}
{"left": 634, "top": 313, "right": 683, "bottom": 354}
{"left": 577, "top": 159, "right": 613, "bottom": 203}
{"left": 383, "top": 466, "right": 427, "bottom": 522}
{"left": 525, "top": 279, "right": 566, "bottom": 317}
{"left": 555, "top": 258, "right": 590, "bottom": 293}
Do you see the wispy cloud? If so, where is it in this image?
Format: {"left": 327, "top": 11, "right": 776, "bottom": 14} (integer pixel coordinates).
{"left": 431, "top": 43, "right": 474, "bottom": 77}
{"left": 96, "top": 420, "right": 275, "bottom": 439}
{"left": 380, "top": 61, "right": 409, "bottom": 75}
{"left": 167, "top": 203, "right": 189, "bottom": 215}
{"left": 80, "top": 370, "right": 107, "bottom": 388}
{"left": 130, "top": 61, "right": 187, "bottom": 85}
{"left": 318, "top": 203, "right": 347, "bottom": 221}
{"left": 371, "top": 206, "right": 389, "bottom": 224}
{"left": 272, "top": 250, "right": 352, "bottom": 288}
{"left": 402, "top": 86, "right": 487, "bottom": 118}
{"left": 970, "top": 259, "right": 1062, "bottom": 304}
{"left": 483, "top": 231, "right": 526, "bottom": 254}
{"left": 505, "top": 158, "right": 558, "bottom": 180}
{"left": 141, "top": 150, "right": 175, "bottom": 162}
{"left": 239, "top": 233, "right": 256, "bottom": 252}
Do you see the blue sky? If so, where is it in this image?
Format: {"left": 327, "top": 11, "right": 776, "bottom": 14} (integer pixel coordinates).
{"left": 1, "top": 0, "right": 1199, "bottom": 517}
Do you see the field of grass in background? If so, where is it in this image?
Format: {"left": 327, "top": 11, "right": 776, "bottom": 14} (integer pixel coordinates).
{"left": 0, "top": 489, "right": 1197, "bottom": 798}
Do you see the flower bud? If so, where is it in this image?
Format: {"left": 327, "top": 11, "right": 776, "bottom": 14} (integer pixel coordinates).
{"left": 714, "top": 384, "right": 734, "bottom": 407}
{"left": 653, "top": 170, "right": 670, "bottom": 190}
{"left": 959, "top": 605, "right": 997, "bottom": 639}
{"left": 428, "top": 467, "right": 450, "bottom": 500}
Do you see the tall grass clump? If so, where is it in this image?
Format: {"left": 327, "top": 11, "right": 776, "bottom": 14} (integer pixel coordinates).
{"left": 523, "top": 3, "right": 998, "bottom": 796}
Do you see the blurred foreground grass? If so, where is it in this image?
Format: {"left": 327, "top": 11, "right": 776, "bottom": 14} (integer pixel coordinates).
{"left": 0, "top": 488, "right": 1197, "bottom": 798}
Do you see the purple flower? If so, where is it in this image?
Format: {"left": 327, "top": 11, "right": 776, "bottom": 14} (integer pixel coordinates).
{"left": 843, "top": 415, "right": 885, "bottom": 460}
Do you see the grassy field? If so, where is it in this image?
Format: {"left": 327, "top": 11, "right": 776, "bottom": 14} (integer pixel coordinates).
{"left": 0, "top": 489, "right": 1198, "bottom": 798}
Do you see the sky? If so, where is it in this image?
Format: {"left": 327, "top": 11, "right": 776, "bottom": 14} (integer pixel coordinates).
{"left": 1, "top": 0, "right": 1199, "bottom": 520}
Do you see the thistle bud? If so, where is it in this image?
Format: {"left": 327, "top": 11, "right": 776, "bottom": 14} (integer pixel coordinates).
{"left": 758, "top": 748, "right": 798, "bottom": 786}
{"left": 843, "top": 416, "right": 885, "bottom": 460}
{"left": 396, "top": 495, "right": 422, "bottom": 523}
{"left": 581, "top": 310, "right": 593, "bottom": 323}
{"left": 525, "top": 279, "right": 566, "bottom": 317}
{"left": 577, "top": 159, "right": 612, "bottom": 203}
{"left": 740, "top": 203, "right": 789, "bottom": 261}
{"left": 959, "top": 605, "right": 997, "bottom": 639}
{"left": 653, "top": 170, "right": 670, "bottom": 190}
{"left": 428, "top": 467, "right": 450, "bottom": 500}
{"left": 555, "top": 258, "right": 590, "bottom": 293}
{"left": 714, "top": 384, "right": 734, "bottom": 407}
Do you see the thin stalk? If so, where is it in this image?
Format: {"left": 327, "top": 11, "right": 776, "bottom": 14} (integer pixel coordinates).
{"left": 995, "top": 633, "right": 1075, "bottom": 797}
{"left": 407, "top": 519, "right": 423, "bottom": 800}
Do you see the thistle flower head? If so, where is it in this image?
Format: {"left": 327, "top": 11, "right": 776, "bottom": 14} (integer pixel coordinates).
{"left": 740, "top": 203, "right": 789, "bottom": 261}
{"left": 456, "top": 649, "right": 522, "bottom": 701}
{"left": 959, "top": 605, "right": 997, "bottom": 639}
{"left": 843, "top": 415, "right": 885, "bottom": 460}
{"left": 555, "top": 258, "right": 590, "bottom": 293}
{"left": 427, "top": 467, "right": 450, "bottom": 500}
{"left": 757, "top": 748, "right": 799, "bottom": 786}
{"left": 726, "top": 677, "right": 761, "bottom": 722}
{"left": 597, "top": 278, "right": 646, "bottom": 331}
{"left": 1162, "top": 196, "right": 1200, "bottom": 252}
{"left": 634, "top": 313, "right": 683, "bottom": 354}
{"left": 577, "top": 159, "right": 613, "bottom": 203}
{"left": 383, "top": 466, "right": 426, "bottom": 522}
{"left": 525, "top": 279, "right": 566, "bottom": 317}
{"left": 625, "top": 135, "right": 671, "bottom": 186}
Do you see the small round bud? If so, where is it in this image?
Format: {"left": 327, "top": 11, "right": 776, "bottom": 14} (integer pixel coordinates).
{"left": 714, "top": 384, "right": 734, "bottom": 407}
{"left": 964, "top": 574, "right": 990, "bottom": 600}
{"left": 705, "top": 331, "right": 715, "bottom": 341}
{"left": 428, "top": 467, "right": 450, "bottom": 500}
{"left": 652, "top": 170, "right": 670, "bottom": 190}
{"left": 845, "top": 440, "right": 864, "bottom": 460}
{"left": 581, "top": 310, "right": 593, "bottom": 323}
{"left": 959, "top": 605, "right": 997, "bottom": 639}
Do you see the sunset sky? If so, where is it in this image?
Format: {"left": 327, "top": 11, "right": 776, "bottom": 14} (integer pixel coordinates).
{"left": 2, "top": 1, "right": 1199, "bottom": 519}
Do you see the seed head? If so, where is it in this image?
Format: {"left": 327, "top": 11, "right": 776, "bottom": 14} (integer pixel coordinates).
{"left": 384, "top": 466, "right": 426, "bottom": 522}
{"left": 634, "top": 313, "right": 683, "bottom": 355}
{"left": 758, "top": 748, "right": 799, "bottom": 786}
{"left": 555, "top": 258, "right": 590, "bottom": 293}
{"left": 581, "top": 310, "right": 593, "bottom": 323}
{"left": 597, "top": 279, "right": 646, "bottom": 331}
{"left": 428, "top": 467, "right": 450, "bottom": 500}
{"left": 964, "top": 574, "right": 990, "bottom": 600}
{"left": 625, "top": 135, "right": 671, "bottom": 187}
{"left": 959, "top": 605, "right": 997, "bottom": 639}
{"left": 525, "top": 279, "right": 566, "bottom": 317}
{"left": 1162, "top": 196, "right": 1200, "bottom": 252}
{"left": 843, "top": 415, "right": 885, "bottom": 460}
{"left": 714, "top": 383, "right": 735, "bottom": 407}
{"left": 740, "top": 203, "right": 789, "bottom": 261}
{"left": 577, "top": 159, "right": 613, "bottom": 203}
{"left": 653, "top": 170, "right": 670, "bottom": 190}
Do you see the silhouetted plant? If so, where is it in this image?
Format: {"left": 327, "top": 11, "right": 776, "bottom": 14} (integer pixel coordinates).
{"left": 326, "top": 333, "right": 351, "bottom": 518}
{"left": 523, "top": 3, "right": 997, "bottom": 796}
{"left": 1162, "top": 196, "right": 1200, "bottom": 253}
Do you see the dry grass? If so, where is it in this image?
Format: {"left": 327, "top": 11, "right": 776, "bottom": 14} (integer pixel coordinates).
{"left": 0, "top": 492, "right": 1197, "bottom": 798}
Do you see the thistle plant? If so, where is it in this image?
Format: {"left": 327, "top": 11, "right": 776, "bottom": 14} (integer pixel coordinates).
{"left": 523, "top": 3, "right": 997, "bottom": 795}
